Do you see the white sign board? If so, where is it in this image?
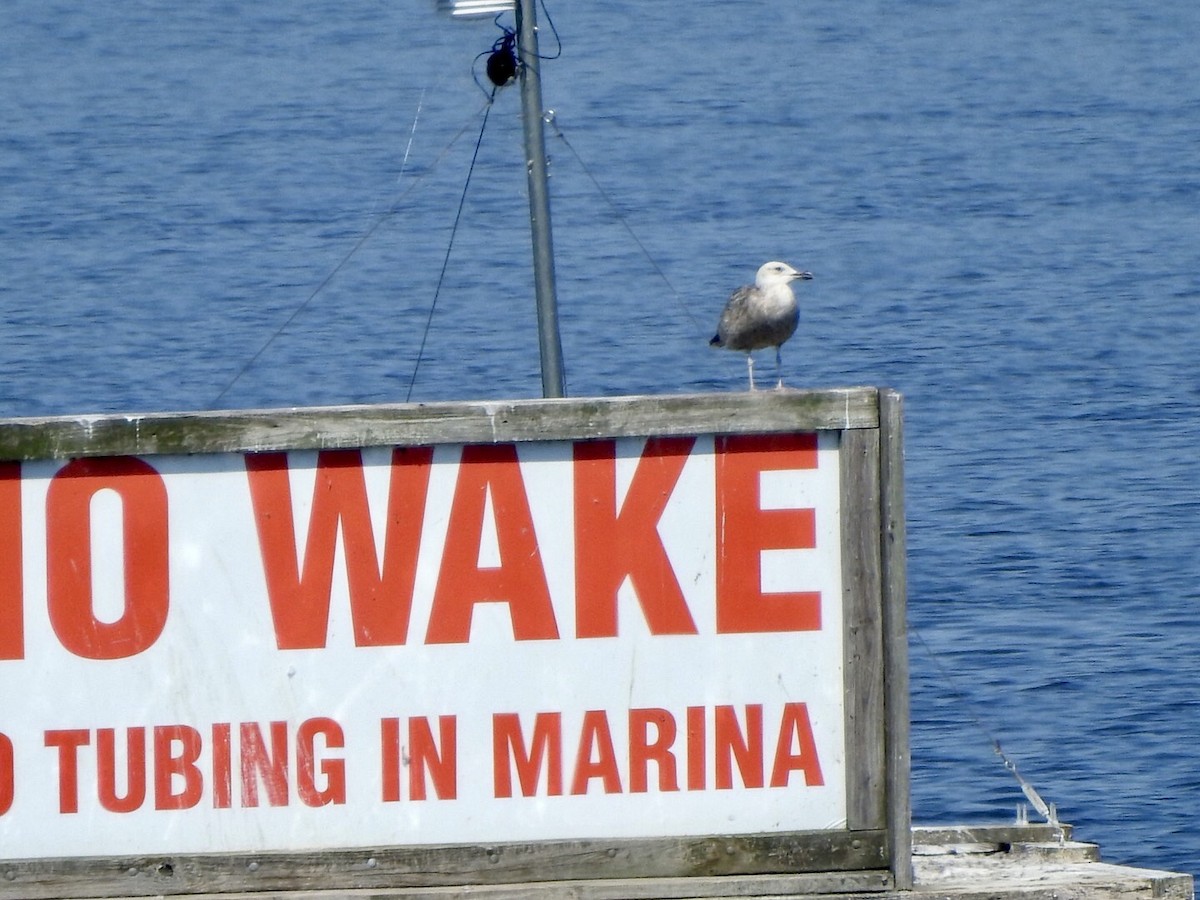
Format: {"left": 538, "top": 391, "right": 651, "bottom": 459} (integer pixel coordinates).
{"left": 0, "top": 431, "right": 844, "bottom": 858}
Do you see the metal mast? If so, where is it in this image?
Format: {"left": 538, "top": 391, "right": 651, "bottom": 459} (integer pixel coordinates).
{"left": 515, "top": 0, "right": 565, "bottom": 398}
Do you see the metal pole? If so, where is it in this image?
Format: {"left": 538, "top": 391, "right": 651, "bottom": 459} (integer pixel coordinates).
{"left": 515, "top": 0, "right": 565, "bottom": 398}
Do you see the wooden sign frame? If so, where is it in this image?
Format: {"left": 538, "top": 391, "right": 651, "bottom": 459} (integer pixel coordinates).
{"left": 0, "top": 387, "right": 909, "bottom": 899}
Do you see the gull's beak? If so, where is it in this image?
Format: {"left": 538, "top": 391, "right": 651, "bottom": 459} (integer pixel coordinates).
{"left": 794, "top": 271, "right": 814, "bottom": 281}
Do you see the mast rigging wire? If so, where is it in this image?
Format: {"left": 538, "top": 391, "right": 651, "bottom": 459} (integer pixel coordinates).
{"left": 405, "top": 90, "right": 497, "bottom": 402}
{"left": 208, "top": 6, "right": 558, "bottom": 410}
{"left": 543, "top": 111, "right": 707, "bottom": 340}
{"left": 204, "top": 97, "right": 490, "bottom": 411}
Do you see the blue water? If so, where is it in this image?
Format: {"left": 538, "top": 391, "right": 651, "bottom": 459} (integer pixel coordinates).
{"left": 3, "top": 0, "right": 1199, "bottom": 876}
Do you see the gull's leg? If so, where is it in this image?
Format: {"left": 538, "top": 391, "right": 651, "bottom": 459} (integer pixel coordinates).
{"left": 746, "top": 353, "right": 756, "bottom": 391}
{"left": 774, "top": 346, "right": 784, "bottom": 389}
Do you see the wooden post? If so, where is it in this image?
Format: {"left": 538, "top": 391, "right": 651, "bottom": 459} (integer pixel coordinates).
{"left": 879, "top": 388, "right": 912, "bottom": 889}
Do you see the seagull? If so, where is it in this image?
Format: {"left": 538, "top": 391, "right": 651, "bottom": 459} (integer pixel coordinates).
{"left": 710, "top": 261, "right": 813, "bottom": 390}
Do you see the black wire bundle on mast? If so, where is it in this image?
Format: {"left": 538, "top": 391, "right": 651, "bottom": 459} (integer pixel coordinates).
{"left": 485, "top": 27, "right": 518, "bottom": 87}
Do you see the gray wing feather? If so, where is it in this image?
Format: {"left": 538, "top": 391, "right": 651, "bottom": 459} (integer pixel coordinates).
{"left": 713, "top": 285, "right": 796, "bottom": 351}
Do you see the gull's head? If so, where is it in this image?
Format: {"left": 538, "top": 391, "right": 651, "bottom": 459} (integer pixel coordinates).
{"left": 756, "top": 261, "right": 814, "bottom": 288}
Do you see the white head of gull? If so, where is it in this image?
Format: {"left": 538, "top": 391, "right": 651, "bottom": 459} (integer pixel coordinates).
{"left": 710, "top": 261, "right": 813, "bottom": 390}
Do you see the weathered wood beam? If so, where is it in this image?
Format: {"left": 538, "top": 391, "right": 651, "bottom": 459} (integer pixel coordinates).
{"left": 0, "top": 389, "right": 880, "bottom": 461}
{"left": 0, "top": 831, "right": 888, "bottom": 900}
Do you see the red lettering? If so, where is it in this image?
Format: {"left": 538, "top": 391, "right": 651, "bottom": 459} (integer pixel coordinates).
{"left": 0, "top": 732, "right": 13, "bottom": 815}
{"left": 686, "top": 706, "right": 706, "bottom": 790}
{"left": 714, "top": 705, "right": 764, "bottom": 789}
{"left": 427, "top": 445, "right": 558, "bottom": 644}
{"left": 44, "top": 729, "right": 90, "bottom": 814}
{"left": 45, "top": 720, "right": 353, "bottom": 814}
{"left": 573, "top": 438, "right": 699, "bottom": 637}
{"left": 492, "top": 712, "right": 562, "bottom": 798}
{"left": 381, "top": 716, "right": 457, "bottom": 802}
{"left": 246, "top": 448, "right": 433, "bottom": 650}
{"left": 770, "top": 702, "right": 824, "bottom": 787}
{"left": 212, "top": 722, "right": 232, "bottom": 809}
{"left": 297, "top": 717, "right": 345, "bottom": 806}
{"left": 628, "top": 708, "right": 678, "bottom": 793}
{"left": 97, "top": 727, "right": 146, "bottom": 813}
{"left": 154, "top": 725, "right": 203, "bottom": 810}
{"left": 715, "top": 434, "right": 820, "bottom": 633}
{"left": 240, "top": 721, "right": 288, "bottom": 807}
{"left": 571, "top": 710, "right": 621, "bottom": 795}
{"left": 46, "top": 457, "right": 170, "bottom": 659}
{"left": 0, "top": 463, "right": 22, "bottom": 660}
{"left": 381, "top": 718, "right": 402, "bottom": 802}
{"left": 381, "top": 720, "right": 400, "bottom": 801}
{"left": 408, "top": 716, "right": 457, "bottom": 801}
